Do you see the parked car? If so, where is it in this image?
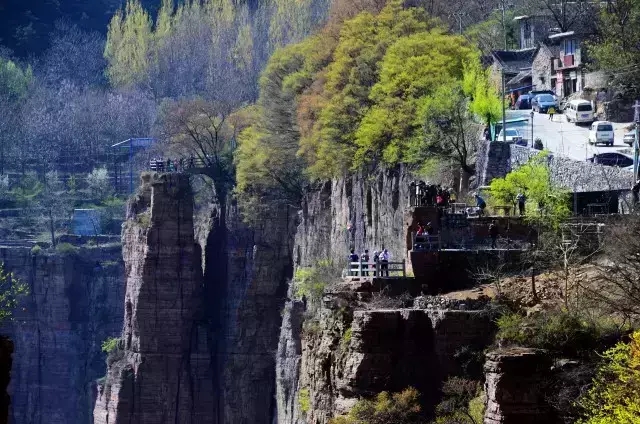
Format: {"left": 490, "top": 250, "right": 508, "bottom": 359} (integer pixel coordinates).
{"left": 496, "top": 128, "right": 525, "bottom": 145}
{"left": 624, "top": 130, "right": 636, "bottom": 146}
{"left": 588, "top": 121, "right": 615, "bottom": 146}
{"left": 529, "top": 90, "right": 555, "bottom": 98}
{"left": 587, "top": 152, "right": 633, "bottom": 167}
{"left": 531, "top": 94, "right": 558, "bottom": 113}
{"left": 565, "top": 99, "right": 594, "bottom": 124}
{"left": 514, "top": 94, "right": 532, "bottom": 110}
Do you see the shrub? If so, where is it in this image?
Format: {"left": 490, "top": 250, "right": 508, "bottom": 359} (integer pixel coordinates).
{"left": 30, "top": 245, "right": 42, "bottom": 255}
{"left": 136, "top": 212, "right": 151, "bottom": 228}
{"left": 534, "top": 138, "right": 544, "bottom": 150}
{"left": 0, "top": 263, "right": 29, "bottom": 323}
{"left": 298, "top": 388, "right": 311, "bottom": 414}
{"left": 577, "top": 330, "right": 640, "bottom": 423}
{"left": 101, "top": 337, "right": 120, "bottom": 353}
{"left": 341, "top": 328, "right": 352, "bottom": 349}
{"left": 87, "top": 167, "right": 113, "bottom": 200}
{"left": 294, "top": 259, "right": 339, "bottom": 307}
{"left": 329, "top": 387, "right": 423, "bottom": 424}
{"left": 435, "top": 378, "right": 482, "bottom": 424}
{"left": 55, "top": 242, "right": 80, "bottom": 256}
{"left": 496, "top": 310, "right": 624, "bottom": 357}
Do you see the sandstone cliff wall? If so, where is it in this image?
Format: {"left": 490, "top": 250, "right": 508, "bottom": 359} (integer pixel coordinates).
{"left": 1, "top": 245, "right": 124, "bottom": 424}
{"left": 294, "top": 168, "right": 413, "bottom": 269}
{"left": 278, "top": 296, "right": 495, "bottom": 424}
{"left": 94, "top": 173, "right": 214, "bottom": 424}
{"left": 94, "top": 173, "right": 295, "bottom": 424}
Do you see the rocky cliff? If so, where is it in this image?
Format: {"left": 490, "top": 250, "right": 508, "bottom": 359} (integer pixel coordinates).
{"left": 277, "top": 286, "right": 495, "bottom": 423}
{"left": 294, "top": 168, "right": 413, "bottom": 268}
{"left": 94, "top": 173, "right": 295, "bottom": 424}
{"left": 94, "top": 173, "right": 214, "bottom": 423}
{"left": 0, "top": 244, "right": 125, "bottom": 424}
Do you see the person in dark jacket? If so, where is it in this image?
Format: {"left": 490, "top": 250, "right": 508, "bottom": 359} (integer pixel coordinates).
{"left": 489, "top": 221, "right": 499, "bottom": 249}
{"left": 349, "top": 249, "right": 359, "bottom": 276}
{"left": 361, "top": 249, "right": 370, "bottom": 276}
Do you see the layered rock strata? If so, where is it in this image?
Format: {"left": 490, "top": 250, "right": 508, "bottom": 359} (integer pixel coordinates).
{"left": 94, "top": 173, "right": 213, "bottom": 423}
{"left": 1, "top": 245, "right": 124, "bottom": 424}
{"left": 277, "top": 289, "right": 495, "bottom": 424}
{"left": 484, "top": 347, "right": 553, "bottom": 424}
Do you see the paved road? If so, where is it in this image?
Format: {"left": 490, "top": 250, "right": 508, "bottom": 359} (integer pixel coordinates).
{"left": 508, "top": 109, "right": 634, "bottom": 161}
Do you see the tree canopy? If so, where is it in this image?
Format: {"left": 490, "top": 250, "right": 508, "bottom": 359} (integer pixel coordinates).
{"left": 236, "top": 0, "right": 498, "bottom": 217}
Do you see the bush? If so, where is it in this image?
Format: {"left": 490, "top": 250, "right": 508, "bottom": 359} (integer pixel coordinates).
{"left": 435, "top": 378, "right": 482, "bottom": 424}
{"left": 577, "top": 330, "right": 640, "bottom": 423}
{"left": 55, "top": 242, "right": 80, "bottom": 256}
{"left": 341, "top": 328, "right": 352, "bottom": 349}
{"left": 329, "top": 387, "right": 423, "bottom": 424}
{"left": 101, "top": 337, "right": 120, "bottom": 353}
{"left": 298, "top": 388, "right": 311, "bottom": 414}
{"left": 136, "top": 212, "right": 151, "bottom": 228}
{"left": 534, "top": 138, "right": 544, "bottom": 150}
{"left": 87, "top": 167, "right": 113, "bottom": 200}
{"left": 294, "top": 259, "right": 339, "bottom": 307}
{"left": 496, "top": 310, "right": 624, "bottom": 357}
{"left": 30, "top": 245, "right": 42, "bottom": 255}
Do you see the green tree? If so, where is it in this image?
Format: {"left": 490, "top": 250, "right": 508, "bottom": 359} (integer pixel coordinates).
{"left": 488, "top": 152, "right": 570, "bottom": 228}
{"left": 463, "top": 55, "right": 503, "bottom": 126}
{"left": 413, "top": 82, "right": 479, "bottom": 193}
{"left": 578, "top": 330, "right": 640, "bottom": 423}
{"left": 329, "top": 387, "right": 424, "bottom": 424}
{"left": 0, "top": 263, "right": 29, "bottom": 323}
{"left": 587, "top": 0, "right": 640, "bottom": 96}
{"left": 104, "top": 0, "right": 153, "bottom": 87}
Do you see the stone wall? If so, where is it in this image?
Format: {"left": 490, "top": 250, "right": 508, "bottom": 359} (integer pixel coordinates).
{"left": 0, "top": 245, "right": 124, "bottom": 424}
{"left": 476, "top": 141, "right": 633, "bottom": 193}
{"left": 484, "top": 348, "right": 553, "bottom": 424}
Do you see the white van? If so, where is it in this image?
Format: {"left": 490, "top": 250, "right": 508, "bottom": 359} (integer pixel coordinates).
{"left": 588, "top": 121, "right": 615, "bottom": 146}
{"left": 565, "top": 99, "right": 594, "bottom": 124}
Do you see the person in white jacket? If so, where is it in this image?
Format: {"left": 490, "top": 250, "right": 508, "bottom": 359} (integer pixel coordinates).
{"left": 380, "top": 249, "right": 391, "bottom": 277}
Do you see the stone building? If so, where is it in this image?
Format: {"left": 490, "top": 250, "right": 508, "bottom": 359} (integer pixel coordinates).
{"left": 531, "top": 43, "right": 560, "bottom": 92}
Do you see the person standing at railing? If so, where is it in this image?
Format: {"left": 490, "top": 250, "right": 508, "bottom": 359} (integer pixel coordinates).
{"left": 372, "top": 250, "right": 379, "bottom": 276}
{"left": 348, "top": 249, "right": 359, "bottom": 276}
{"left": 380, "top": 249, "right": 390, "bottom": 277}
{"left": 361, "top": 249, "right": 370, "bottom": 276}
{"left": 489, "top": 221, "right": 499, "bottom": 249}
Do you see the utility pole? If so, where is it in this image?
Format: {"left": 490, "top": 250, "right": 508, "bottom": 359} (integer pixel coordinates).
{"left": 633, "top": 100, "right": 640, "bottom": 181}
{"left": 497, "top": 0, "right": 512, "bottom": 144}
{"left": 453, "top": 12, "right": 466, "bottom": 34}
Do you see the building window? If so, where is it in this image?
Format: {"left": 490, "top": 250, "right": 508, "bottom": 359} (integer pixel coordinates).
{"left": 564, "top": 39, "right": 577, "bottom": 55}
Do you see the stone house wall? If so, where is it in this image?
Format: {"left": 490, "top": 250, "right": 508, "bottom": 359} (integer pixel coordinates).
{"left": 532, "top": 47, "right": 554, "bottom": 91}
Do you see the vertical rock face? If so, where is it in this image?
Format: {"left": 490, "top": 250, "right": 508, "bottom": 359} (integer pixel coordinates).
{"left": 0, "top": 336, "right": 12, "bottom": 424}
{"left": 0, "top": 245, "right": 124, "bottom": 424}
{"left": 277, "top": 301, "right": 495, "bottom": 424}
{"left": 214, "top": 202, "right": 295, "bottom": 424}
{"left": 484, "top": 348, "right": 552, "bottom": 424}
{"left": 94, "top": 173, "right": 214, "bottom": 424}
{"left": 294, "top": 168, "right": 413, "bottom": 268}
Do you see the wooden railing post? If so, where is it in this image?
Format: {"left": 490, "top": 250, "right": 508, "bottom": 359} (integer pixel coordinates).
{"left": 402, "top": 259, "right": 406, "bottom": 277}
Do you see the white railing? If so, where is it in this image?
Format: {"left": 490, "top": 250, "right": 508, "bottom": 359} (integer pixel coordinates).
{"left": 345, "top": 260, "right": 406, "bottom": 278}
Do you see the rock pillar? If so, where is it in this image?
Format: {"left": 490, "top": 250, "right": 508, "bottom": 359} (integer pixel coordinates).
{"left": 94, "top": 173, "right": 213, "bottom": 424}
{"left": 484, "top": 347, "right": 552, "bottom": 424}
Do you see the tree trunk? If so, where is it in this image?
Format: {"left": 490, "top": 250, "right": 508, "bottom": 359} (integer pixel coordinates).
{"left": 49, "top": 209, "right": 56, "bottom": 247}
{"left": 459, "top": 168, "right": 471, "bottom": 195}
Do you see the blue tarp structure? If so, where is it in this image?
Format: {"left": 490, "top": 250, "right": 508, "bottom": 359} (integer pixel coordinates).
{"left": 72, "top": 209, "right": 101, "bottom": 236}
{"left": 491, "top": 117, "right": 530, "bottom": 141}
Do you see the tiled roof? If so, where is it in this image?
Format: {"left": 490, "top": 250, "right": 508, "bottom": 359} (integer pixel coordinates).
{"left": 492, "top": 48, "right": 537, "bottom": 73}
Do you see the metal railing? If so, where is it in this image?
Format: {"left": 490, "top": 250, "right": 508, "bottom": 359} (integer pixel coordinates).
{"left": 412, "top": 233, "right": 441, "bottom": 251}
{"left": 345, "top": 260, "right": 406, "bottom": 278}
{"left": 148, "top": 157, "right": 207, "bottom": 172}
